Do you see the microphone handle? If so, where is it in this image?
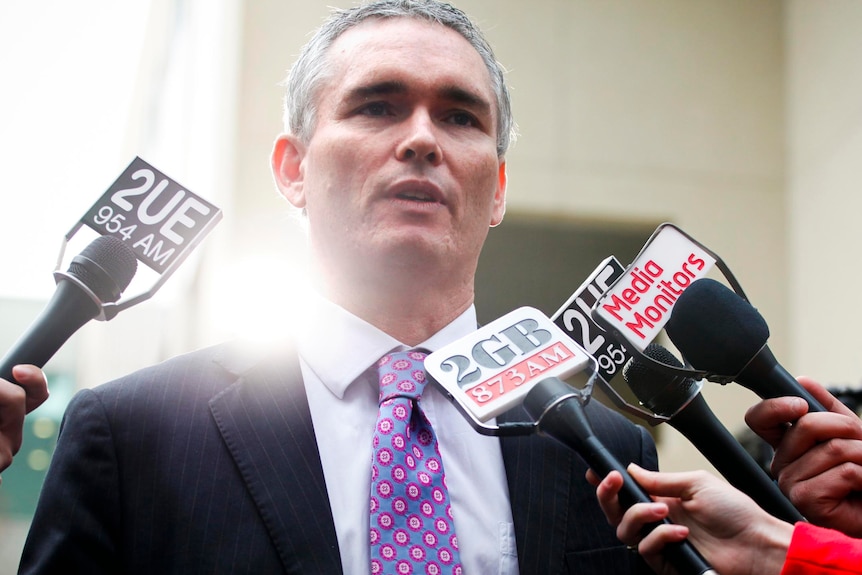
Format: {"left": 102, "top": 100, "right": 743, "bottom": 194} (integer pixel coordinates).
{"left": 738, "top": 347, "right": 825, "bottom": 413}
{"left": 532, "top": 383, "right": 716, "bottom": 575}
{"left": 0, "top": 280, "right": 100, "bottom": 382}
{"left": 670, "top": 395, "right": 805, "bottom": 523}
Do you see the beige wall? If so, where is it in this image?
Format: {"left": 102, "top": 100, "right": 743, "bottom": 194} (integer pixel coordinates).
{"left": 786, "top": 0, "right": 862, "bottom": 384}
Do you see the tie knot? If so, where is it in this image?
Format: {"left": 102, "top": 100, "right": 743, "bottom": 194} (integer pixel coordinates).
{"left": 376, "top": 350, "right": 428, "bottom": 403}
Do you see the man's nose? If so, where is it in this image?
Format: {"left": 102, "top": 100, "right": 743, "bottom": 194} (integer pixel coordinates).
{"left": 395, "top": 111, "right": 443, "bottom": 165}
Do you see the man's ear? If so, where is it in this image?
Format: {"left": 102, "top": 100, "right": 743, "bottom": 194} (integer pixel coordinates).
{"left": 271, "top": 134, "right": 307, "bottom": 208}
{"left": 490, "top": 160, "right": 507, "bottom": 227}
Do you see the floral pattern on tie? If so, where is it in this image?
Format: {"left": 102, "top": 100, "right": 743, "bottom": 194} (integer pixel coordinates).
{"left": 370, "top": 350, "right": 462, "bottom": 575}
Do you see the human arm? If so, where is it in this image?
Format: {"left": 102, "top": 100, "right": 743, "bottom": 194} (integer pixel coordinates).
{"left": 590, "top": 464, "right": 793, "bottom": 575}
{"left": 782, "top": 521, "right": 862, "bottom": 575}
{"left": 0, "top": 365, "right": 49, "bottom": 476}
{"left": 745, "top": 376, "right": 862, "bottom": 536}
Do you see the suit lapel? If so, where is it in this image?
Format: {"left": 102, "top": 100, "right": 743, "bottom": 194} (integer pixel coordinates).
{"left": 208, "top": 343, "right": 343, "bottom": 574}
{"left": 499, "top": 406, "right": 572, "bottom": 575}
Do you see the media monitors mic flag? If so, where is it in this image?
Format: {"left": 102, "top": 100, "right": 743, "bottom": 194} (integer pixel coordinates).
{"left": 586, "top": 222, "right": 762, "bottom": 389}
{"left": 591, "top": 224, "right": 717, "bottom": 352}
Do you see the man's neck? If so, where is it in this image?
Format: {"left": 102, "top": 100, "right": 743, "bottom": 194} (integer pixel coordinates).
{"left": 319, "top": 274, "right": 474, "bottom": 346}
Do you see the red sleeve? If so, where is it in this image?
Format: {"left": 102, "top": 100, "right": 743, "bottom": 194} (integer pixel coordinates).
{"left": 781, "top": 522, "right": 862, "bottom": 575}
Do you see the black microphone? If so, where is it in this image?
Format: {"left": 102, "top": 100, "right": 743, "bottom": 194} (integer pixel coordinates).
{"left": 624, "top": 343, "right": 804, "bottom": 523}
{"left": 665, "top": 278, "right": 825, "bottom": 413}
{"left": 425, "top": 308, "right": 715, "bottom": 573}
{"left": 524, "top": 377, "right": 717, "bottom": 575}
{"left": 0, "top": 235, "right": 137, "bottom": 383}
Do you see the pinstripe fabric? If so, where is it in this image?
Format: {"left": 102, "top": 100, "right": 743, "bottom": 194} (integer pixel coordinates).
{"left": 20, "top": 341, "right": 656, "bottom": 575}
{"left": 20, "top": 341, "right": 341, "bottom": 574}
{"left": 209, "top": 347, "right": 342, "bottom": 572}
{"left": 499, "top": 401, "right": 658, "bottom": 575}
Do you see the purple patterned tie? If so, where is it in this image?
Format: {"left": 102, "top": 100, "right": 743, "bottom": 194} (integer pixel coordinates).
{"left": 370, "top": 350, "right": 462, "bottom": 575}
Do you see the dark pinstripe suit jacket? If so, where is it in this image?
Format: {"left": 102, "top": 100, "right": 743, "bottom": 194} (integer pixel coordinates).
{"left": 19, "top": 340, "right": 657, "bottom": 574}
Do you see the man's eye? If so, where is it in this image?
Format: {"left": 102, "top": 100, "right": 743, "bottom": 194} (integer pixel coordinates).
{"left": 447, "top": 111, "right": 478, "bottom": 127}
{"left": 360, "top": 102, "right": 390, "bottom": 116}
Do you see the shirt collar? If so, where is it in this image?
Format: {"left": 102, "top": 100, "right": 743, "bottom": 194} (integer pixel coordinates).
{"left": 297, "top": 292, "right": 478, "bottom": 399}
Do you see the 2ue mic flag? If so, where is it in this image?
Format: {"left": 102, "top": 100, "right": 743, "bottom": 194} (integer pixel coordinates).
{"left": 64, "top": 156, "right": 223, "bottom": 319}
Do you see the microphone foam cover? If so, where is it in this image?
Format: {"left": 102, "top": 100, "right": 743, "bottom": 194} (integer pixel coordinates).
{"left": 623, "top": 343, "right": 698, "bottom": 415}
{"left": 67, "top": 235, "right": 138, "bottom": 303}
{"left": 665, "top": 278, "right": 769, "bottom": 376}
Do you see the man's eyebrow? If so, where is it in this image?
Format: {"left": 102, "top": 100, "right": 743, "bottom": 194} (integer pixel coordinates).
{"left": 347, "top": 81, "right": 408, "bottom": 100}
{"left": 345, "top": 81, "right": 492, "bottom": 114}
{"left": 438, "top": 85, "right": 492, "bottom": 115}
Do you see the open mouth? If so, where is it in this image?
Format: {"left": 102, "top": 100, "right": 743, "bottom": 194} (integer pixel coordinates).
{"left": 396, "top": 190, "right": 437, "bottom": 202}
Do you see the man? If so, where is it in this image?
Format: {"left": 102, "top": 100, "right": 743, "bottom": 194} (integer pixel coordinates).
{"left": 19, "top": 2, "right": 657, "bottom": 573}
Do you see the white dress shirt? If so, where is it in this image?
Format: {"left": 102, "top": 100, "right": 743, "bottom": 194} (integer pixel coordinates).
{"left": 296, "top": 293, "right": 519, "bottom": 574}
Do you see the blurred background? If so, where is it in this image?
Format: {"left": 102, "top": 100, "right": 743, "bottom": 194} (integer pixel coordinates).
{"left": 1, "top": 0, "right": 860, "bottom": 570}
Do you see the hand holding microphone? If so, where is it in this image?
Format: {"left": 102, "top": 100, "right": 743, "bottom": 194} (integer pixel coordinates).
{"left": 524, "top": 377, "right": 716, "bottom": 575}
{"left": 623, "top": 343, "right": 804, "bottom": 523}
{"left": 0, "top": 157, "right": 219, "bottom": 481}
{"left": 667, "top": 277, "right": 862, "bottom": 535}
{"left": 594, "top": 464, "right": 795, "bottom": 575}
{"left": 0, "top": 365, "right": 47, "bottom": 476}
{"left": 0, "top": 234, "right": 137, "bottom": 475}
{"left": 747, "top": 376, "right": 862, "bottom": 537}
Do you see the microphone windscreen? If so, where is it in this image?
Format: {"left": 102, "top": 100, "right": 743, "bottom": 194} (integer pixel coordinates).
{"left": 67, "top": 235, "right": 138, "bottom": 303}
{"left": 665, "top": 278, "right": 769, "bottom": 375}
{"left": 623, "top": 343, "right": 698, "bottom": 415}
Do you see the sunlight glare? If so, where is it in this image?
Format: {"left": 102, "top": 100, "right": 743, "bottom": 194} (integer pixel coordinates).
{"left": 0, "top": 1, "right": 152, "bottom": 299}
{"left": 210, "top": 254, "right": 315, "bottom": 346}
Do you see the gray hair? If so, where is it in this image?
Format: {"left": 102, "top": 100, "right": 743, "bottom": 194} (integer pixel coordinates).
{"left": 282, "top": 0, "right": 516, "bottom": 157}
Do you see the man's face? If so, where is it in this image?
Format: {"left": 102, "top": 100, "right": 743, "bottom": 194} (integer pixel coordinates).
{"left": 275, "top": 17, "right": 506, "bottom": 284}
